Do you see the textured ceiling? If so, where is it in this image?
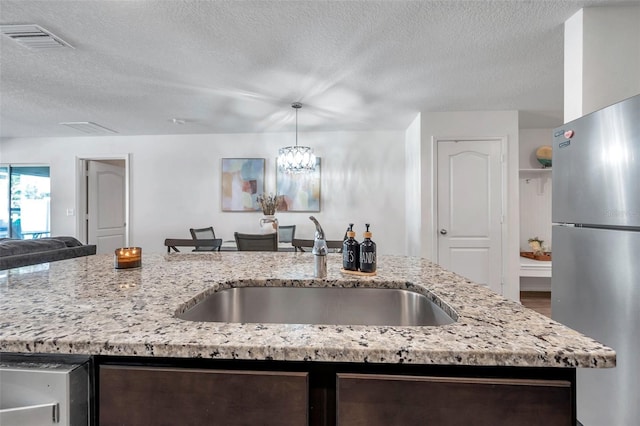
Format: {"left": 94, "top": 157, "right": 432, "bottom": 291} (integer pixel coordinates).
{"left": 0, "top": 0, "right": 637, "bottom": 138}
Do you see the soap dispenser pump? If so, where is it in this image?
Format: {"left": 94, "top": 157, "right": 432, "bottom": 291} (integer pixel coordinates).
{"left": 359, "top": 224, "right": 376, "bottom": 273}
{"left": 342, "top": 223, "right": 359, "bottom": 271}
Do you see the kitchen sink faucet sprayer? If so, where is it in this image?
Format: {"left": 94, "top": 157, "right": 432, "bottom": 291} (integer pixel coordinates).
{"left": 309, "top": 216, "right": 327, "bottom": 278}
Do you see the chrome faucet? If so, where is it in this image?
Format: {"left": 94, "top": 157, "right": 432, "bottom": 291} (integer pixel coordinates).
{"left": 309, "top": 216, "right": 327, "bottom": 278}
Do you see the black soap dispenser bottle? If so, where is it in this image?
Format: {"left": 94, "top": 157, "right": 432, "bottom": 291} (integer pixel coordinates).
{"left": 359, "top": 224, "right": 376, "bottom": 273}
{"left": 342, "top": 223, "right": 359, "bottom": 271}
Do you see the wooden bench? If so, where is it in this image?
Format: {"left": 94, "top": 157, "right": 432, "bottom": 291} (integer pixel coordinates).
{"left": 164, "top": 238, "right": 223, "bottom": 253}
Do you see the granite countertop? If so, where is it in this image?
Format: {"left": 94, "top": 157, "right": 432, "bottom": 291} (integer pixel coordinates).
{"left": 0, "top": 253, "right": 615, "bottom": 368}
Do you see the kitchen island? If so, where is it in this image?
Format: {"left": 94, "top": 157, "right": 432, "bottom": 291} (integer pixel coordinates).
{"left": 0, "top": 253, "right": 615, "bottom": 425}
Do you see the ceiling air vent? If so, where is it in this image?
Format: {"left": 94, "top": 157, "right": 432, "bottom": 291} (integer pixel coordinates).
{"left": 0, "top": 24, "right": 73, "bottom": 50}
{"left": 60, "top": 122, "right": 118, "bottom": 134}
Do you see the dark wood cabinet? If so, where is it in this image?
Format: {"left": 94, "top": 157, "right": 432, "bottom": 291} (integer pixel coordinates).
{"left": 95, "top": 358, "right": 575, "bottom": 426}
{"left": 99, "top": 365, "right": 308, "bottom": 426}
{"left": 336, "top": 373, "right": 572, "bottom": 426}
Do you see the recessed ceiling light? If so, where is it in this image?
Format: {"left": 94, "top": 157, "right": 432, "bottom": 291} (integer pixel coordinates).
{"left": 59, "top": 122, "right": 118, "bottom": 134}
{"left": 0, "top": 24, "right": 73, "bottom": 50}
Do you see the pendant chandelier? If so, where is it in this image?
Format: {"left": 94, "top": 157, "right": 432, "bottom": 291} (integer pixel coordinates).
{"left": 278, "top": 102, "right": 316, "bottom": 173}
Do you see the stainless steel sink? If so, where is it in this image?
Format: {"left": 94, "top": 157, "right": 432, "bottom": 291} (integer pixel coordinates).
{"left": 176, "top": 286, "right": 456, "bottom": 326}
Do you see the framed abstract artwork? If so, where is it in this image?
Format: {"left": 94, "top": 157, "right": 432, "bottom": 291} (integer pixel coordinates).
{"left": 276, "top": 157, "right": 321, "bottom": 212}
{"left": 221, "top": 158, "right": 265, "bottom": 211}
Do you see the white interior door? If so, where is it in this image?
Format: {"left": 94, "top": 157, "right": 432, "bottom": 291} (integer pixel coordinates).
{"left": 88, "top": 160, "right": 126, "bottom": 254}
{"left": 437, "top": 139, "right": 503, "bottom": 294}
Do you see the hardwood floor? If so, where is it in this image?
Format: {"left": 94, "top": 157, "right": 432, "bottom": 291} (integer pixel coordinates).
{"left": 520, "top": 291, "right": 551, "bottom": 318}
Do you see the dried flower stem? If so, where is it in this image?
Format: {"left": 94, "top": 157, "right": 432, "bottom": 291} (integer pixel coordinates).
{"left": 257, "top": 193, "right": 282, "bottom": 215}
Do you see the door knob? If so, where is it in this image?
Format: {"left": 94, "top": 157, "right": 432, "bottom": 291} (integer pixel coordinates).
{"left": 440, "top": 229, "right": 448, "bottom": 235}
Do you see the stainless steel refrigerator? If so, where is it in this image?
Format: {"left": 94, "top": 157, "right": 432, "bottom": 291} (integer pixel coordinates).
{"left": 552, "top": 94, "right": 640, "bottom": 425}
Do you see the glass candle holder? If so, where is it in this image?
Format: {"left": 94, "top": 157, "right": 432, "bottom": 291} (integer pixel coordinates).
{"left": 114, "top": 247, "right": 142, "bottom": 269}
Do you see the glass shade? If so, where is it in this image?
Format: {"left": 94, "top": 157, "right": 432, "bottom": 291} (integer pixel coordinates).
{"left": 277, "top": 146, "right": 316, "bottom": 173}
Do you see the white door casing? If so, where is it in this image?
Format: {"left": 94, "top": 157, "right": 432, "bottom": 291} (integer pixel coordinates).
{"left": 436, "top": 139, "right": 503, "bottom": 294}
{"left": 87, "top": 160, "right": 126, "bottom": 254}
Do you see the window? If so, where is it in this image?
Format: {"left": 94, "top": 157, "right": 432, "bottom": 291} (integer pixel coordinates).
{"left": 0, "top": 165, "right": 51, "bottom": 239}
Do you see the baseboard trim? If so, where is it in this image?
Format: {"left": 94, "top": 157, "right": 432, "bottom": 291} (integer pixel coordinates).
{"left": 520, "top": 277, "right": 551, "bottom": 292}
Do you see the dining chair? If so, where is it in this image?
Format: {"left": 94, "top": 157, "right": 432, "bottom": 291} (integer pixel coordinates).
{"left": 234, "top": 232, "right": 278, "bottom": 251}
{"left": 278, "top": 225, "right": 296, "bottom": 243}
{"left": 292, "top": 238, "right": 344, "bottom": 253}
{"left": 189, "top": 227, "right": 221, "bottom": 251}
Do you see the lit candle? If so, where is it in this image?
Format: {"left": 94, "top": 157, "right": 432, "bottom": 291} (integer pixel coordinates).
{"left": 114, "top": 247, "right": 142, "bottom": 269}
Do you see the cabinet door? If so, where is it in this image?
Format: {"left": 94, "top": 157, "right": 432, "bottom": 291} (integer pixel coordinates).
{"left": 336, "top": 373, "right": 572, "bottom": 426}
{"left": 99, "top": 366, "right": 308, "bottom": 426}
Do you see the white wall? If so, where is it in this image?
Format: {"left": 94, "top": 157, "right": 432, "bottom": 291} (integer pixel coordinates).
{"left": 583, "top": 6, "right": 640, "bottom": 115}
{"left": 420, "top": 110, "right": 520, "bottom": 301}
{"left": 564, "top": 9, "right": 584, "bottom": 123}
{"left": 404, "top": 113, "right": 421, "bottom": 257}
{"left": 0, "top": 130, "right": 407, "bottom": 255}
{"left": 565, "top": 6, "right": 640, "bottom": 121}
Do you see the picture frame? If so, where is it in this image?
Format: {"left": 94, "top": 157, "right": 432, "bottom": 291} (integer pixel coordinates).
{"left": 221, "top": 158, "right": 265, "bottom": 211}
{"left": 276, "top": 157, "right": 321, "bottom": 212}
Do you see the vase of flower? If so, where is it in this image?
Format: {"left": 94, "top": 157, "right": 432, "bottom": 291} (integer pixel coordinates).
{"left": 259, "top": 215, "right": 278, "bottom": 234}
{"left": 257, "top": 193, "right": 282, "bottom": 234}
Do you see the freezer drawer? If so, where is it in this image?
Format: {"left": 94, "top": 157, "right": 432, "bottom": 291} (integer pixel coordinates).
{"left": 552, "top": 225, "right": 640, "bottom": 425}
{"left": 0, "top": 358, "right": 89, "bottom": 426}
